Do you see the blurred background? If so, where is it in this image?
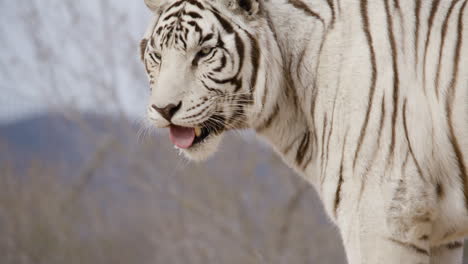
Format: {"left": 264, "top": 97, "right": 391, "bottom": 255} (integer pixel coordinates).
{"left": 0, "top": 1, "right": 464, "bottom": 264}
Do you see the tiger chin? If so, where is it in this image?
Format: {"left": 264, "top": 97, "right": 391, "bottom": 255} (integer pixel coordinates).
{"left": 175, "top": 126, "right": 224, "bottom": 162}
{"left": 140, "top": 0, "right": 468, "bottom": 263}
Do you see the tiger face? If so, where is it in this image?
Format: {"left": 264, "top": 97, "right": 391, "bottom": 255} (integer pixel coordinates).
{"left": 141, "top": 0, "right": 262, "bottom": 161}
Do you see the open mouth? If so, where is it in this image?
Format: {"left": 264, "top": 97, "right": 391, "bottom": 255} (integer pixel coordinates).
{"left": 169, "top": 125, "right": 211, "bottom": 149}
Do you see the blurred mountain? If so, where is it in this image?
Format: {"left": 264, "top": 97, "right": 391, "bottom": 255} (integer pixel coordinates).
{"left": 0, "top": 113, "right": 346, "bottom": 264}
{"left": 1, "top": 114, "right": 92, "bottom": 163}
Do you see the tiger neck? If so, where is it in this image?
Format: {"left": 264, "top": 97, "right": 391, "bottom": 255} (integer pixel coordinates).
{"left": 254, "top": 0, "right": 336, "bottom": 185}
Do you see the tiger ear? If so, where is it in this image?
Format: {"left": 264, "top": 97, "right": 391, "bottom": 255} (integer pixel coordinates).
{"left": 236, "top": 0, "right": 261, "bottom": 16}
{"left": 144, "top": 0, "right": 167, "bottom": 12}
{"left": 218, "top": 0, "right": 261, "bottom": 17}
{"left": 139, "top": 39, "right": 148, "bottom": 61}
{"left": 140, "top": 15, "right": 159, "bottom": 61}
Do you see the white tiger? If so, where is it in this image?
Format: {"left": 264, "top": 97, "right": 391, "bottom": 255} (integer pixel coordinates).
{"left": 140, "top": 0, "right": 468, "bottom": 263}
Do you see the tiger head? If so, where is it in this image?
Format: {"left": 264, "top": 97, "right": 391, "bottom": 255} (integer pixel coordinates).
{"left": 141, "top": 0, "right": 274, "bottom": 161}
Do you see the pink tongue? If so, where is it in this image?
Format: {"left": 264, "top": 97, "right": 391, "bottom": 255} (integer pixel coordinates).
{"left": 169, "top": 125, "right": 195, "bottom": 149}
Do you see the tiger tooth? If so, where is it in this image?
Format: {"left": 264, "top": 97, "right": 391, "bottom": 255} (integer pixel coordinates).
{"left": 195, "top": 127, "right": 202, "bottom": 137}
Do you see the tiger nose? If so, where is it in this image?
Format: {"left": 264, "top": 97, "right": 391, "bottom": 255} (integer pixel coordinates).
{"left": 152, "top": 102, "right": 182, "bottom": 121}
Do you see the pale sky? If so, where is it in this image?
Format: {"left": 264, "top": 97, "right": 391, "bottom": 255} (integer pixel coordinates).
{"left": 0, "top": 0, "right": 152, "bottom": 123}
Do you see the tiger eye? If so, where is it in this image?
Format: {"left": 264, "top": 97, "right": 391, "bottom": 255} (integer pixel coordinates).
{"left": 149, "top": 52, "right": 161, "bottom": 63}
{"left": 200, "top": 47, "right": 212, "bottom": 56}
{"left": 153, "top": 52, "right": 161, "bottom": 60}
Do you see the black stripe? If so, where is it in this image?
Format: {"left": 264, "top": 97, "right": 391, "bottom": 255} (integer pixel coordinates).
{"left": 186, "top": 0, "right": 205, "bottom": 10}
{"left": 296, "top": 40, "right": 310, "bottom": 83}
{"left": 422, "top": 0, "right": 441, "bottom": 94}
{"left": 436, "top": 182, "right": 444, "bottom": 199}
{"left": 185, "top": 11, "right": 202, "bottom": 19}
{"left": 179, "top": 35, "right": 187, "bottom": 50}
{"left": 247, "top": 33, "right": 261, "bottom": 94}
{"left": 377, "top": 94, "right": 386, "bottom": 149}
{"left": 156, "top": 27, "right": 163, "bottom": 35}
{"left": 334, "top": 129, "right": 348, "bottom": 218}
{"left": 446, "top": 0, "right": 468, "bottom": 210}
{"left": 387, "top": 238, "right": 429, "bottom": 256}
{"left": 209, "top": 29, "right": 245, "bottom": 79}
{"left": 385, "top": 0, "right": 400, "bottom": 166}
{"left": 183, "top": 104, "right": 211, "bottom": 120}
{"left": 360, "top": 96, "right": 387, "bottom": 196}
{"left": 326, "top": 0, "right": 336, "bottom": 26}
{"left": 324, "top": 94, "right": 338, "bottom": 182}
{"left": 402, "top": 150, "right": 410, "bottom": 173}
{"left": 232, "top": 78, "right": 243, "bottom": 94}
{"left": 200, "top": 33, "right": 214, "bottom": 45}
{"left": 207, "top": 76, "right": 242, "bottom": 92}
{"left": 301, "top": 139, "right": 314, "bottom": 170}
{"left": 362, "top": 94, "right": 387, "bottom": 185}
{"left": 264, "top": 8, "right": 281, "bottom": 49}
{"left": 285, "top": 60, "right": 299, "bottom": 108}
{"left": 184, "top": 27, "right": 189, "bottom": 40}
{"left": 213, "top": 54, "right": 227, "bottom": 72}
{"left": 295, "top": 131, "right": 311, "bottom": 167}
{"left": 419, "top": 234, "right": 429, "bottom": 241}
{"left": 287, "top": 0, "right": 325, "bottom": 24}
{"left": 200, "top": 80, "right": 222, "bottom": 95}
{"left": 233, "top": 33, "right": 245, "bottom": 86}
{"left": 238, "top": 0, "right": 252, "bottom": 12}
{"left": 283, "top": 133, "right": 303, "bottom": 155}
{"left": 319, "top": 114, "right": 328, "bottom": 185}
{"left": 353, "top": 0, "right": 378, "bottom": 170}
{"left": 435, "top": 0, "right": 462, "bottom": 98}
{"left": 261, "top": 69, "right": 269, "bottom": 113}
{"left": 150, "top": 37, "right": 156, "bottom": 49}
{"left": 187, "top": 21, "right": 203, "bottom": 34}
{"left": 165, "top": 0, "right": 185, "bottom": 12}
{"left": 310, "top": 88, "right": 319, "bottom": 149}
{"left": 207, "top": 75, "right": 239, "bottom": 85}
{"left": 216, "top": 33, "right": 225, "bottom": 48}
{"left": 425, "top": 0, "right": 441, "bottom": 57}
{"left": 402, "top": 100, "right": 425, "bottom": 182}
{"left": 205, "top": 49, "right": 218, "bottom": 63}
{"left": 211, "top": 10, "right": 234, "bottom": 33}
{"left": 163, "top": 11, "right": 181, "bottom": 21}
{"left": 395, "top": 1, "right": 405, "bottom": 34}
{"left": 256, "top": 104, "right": 280, "bottom": 132}
{"left": 415, "top": 0, "right": 421, "bottom": 65}
{"left": 447, "top": 241, "right": 464, "bottom": 250}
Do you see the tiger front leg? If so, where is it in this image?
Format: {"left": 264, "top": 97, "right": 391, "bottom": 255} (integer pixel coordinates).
{"left": 339, "top": 209, "right": 433, "bottom": 264}
{"left": 337, "top": 175, "right": 437, "bottom": 263}
{"left": 339, "top": 210, "right": 434, "bottom": 263}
